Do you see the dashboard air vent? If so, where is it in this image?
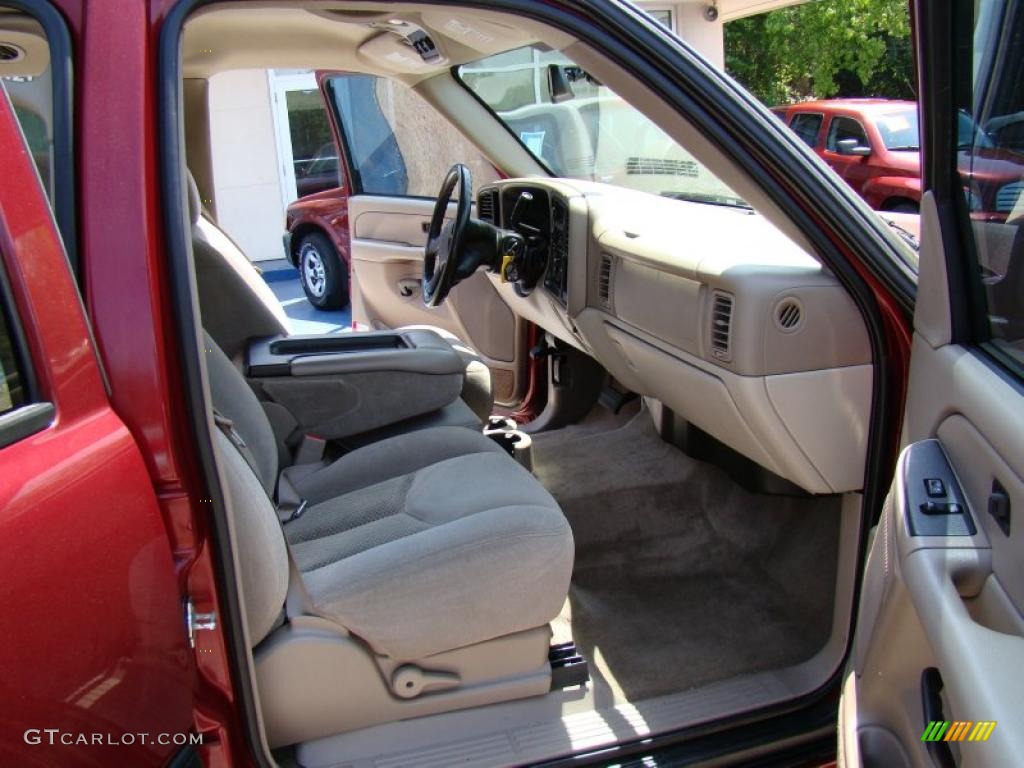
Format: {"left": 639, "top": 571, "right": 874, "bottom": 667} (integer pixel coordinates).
{"left": 774, "top": 297, "right": 803, "bottom": 332}
{"left": 477, "top": 189, "right": 498, "bottom": 224}
{"left": 598, "top": 254, "right": 615, "bottom": 309}
{"left": 709, "top": 291, "right": 734, "bottom": 361}
{"left": 626, "top": 157, "right": 699, "bottom": 177}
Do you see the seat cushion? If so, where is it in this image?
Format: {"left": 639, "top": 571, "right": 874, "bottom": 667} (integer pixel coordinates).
{"left": 291, "top": 425, "right": 507, "bottom": 505}
{"left": 286, "top": 428, "right": 573, "bottom": 660}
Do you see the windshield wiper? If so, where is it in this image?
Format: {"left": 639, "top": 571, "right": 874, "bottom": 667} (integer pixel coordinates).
{"left": 887, "top": 145, "right": 920, "bottom": 151}
{"left": 661, "top": 191, "right": 752, "bottom": 210}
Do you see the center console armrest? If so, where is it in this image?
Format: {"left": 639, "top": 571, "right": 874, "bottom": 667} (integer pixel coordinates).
{"left": 243, "top": 329, "right": 470, "bottom": 441}
{"left": 246, "top": 330, "right": 464, "bottom": 378}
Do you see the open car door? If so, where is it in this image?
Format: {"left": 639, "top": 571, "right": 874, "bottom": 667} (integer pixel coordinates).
{"left": 317, "top": 72, "right": 529, "bottom": 407}
{"left": 0, "top": 83, "right": 195, "bottom": 764}
{"left": 841, "top": 2, "right": 1024, "bottom": 766}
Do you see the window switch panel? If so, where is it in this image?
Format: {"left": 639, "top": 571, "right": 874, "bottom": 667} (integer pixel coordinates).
{"left": 921, "top": 501, "right": 963, "bottom": 515}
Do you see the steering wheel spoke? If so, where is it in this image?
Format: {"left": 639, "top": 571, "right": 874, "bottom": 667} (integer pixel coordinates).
{"left": 421, "top": 164, "right": 473, "bottom": 307}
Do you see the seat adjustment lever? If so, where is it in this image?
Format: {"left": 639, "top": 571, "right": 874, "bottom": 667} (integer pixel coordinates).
{"left": 391, "top": 664, "right": 459, "bottom": 699}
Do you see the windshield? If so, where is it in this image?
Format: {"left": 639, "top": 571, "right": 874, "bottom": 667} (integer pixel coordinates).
{"left": 458, "top": 46, "right": 749, "bottom": 208}
{"left": 876, "top": 108, "right": 919, "bottom": 150}
{"left": 875, "top": 107, "right": 993, "bottom": 151}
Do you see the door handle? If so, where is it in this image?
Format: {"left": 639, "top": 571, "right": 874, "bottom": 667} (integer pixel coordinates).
{"left": 397, "top": 278, "right": 420, "bottom": 298}
{"left": 988, "top": 478, "right": 1011, "bottom": 536}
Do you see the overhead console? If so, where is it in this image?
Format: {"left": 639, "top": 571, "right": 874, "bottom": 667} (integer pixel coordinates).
{"left": 483, "top": 178, "right": 873, "bottom": 495}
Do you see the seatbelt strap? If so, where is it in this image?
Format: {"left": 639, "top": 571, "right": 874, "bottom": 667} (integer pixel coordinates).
{"left": 212, "top": 408, "right": 262, "bottom": 479}
{"left": 275, "top": 470, "right": 308, "bottom": 525}
{"left": 284, "top": 543, "right": 316, "bottom": 620}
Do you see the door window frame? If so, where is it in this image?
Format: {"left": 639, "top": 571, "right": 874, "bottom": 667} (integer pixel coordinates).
{"left": 322, "top": 71, "right": 496, "bottom": 201}
{"left": 917, "top": 0, "right": 1024, "bottom": 381}
{"left": 0, "top": 256, "right": 51, "bottom": 448}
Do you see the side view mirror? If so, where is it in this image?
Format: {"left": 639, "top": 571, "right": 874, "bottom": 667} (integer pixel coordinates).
{"left": 836, "top": 138, "right": 872, "bottom": 157}
{"left": 547, "top": 64, "right": 574, "bottom": 104}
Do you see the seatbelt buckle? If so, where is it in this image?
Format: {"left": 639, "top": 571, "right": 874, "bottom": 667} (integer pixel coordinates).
{"left": 294, "top": 434, "right": 327, "bottom": 466}
{"left": 282, "top": 499, "right": 308, "bottom": 524}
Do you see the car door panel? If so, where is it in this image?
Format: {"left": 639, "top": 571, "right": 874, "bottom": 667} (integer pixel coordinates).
{"left": 0, "top": 84, "right": 194, "bottom": 765}
{"left": 348, "top": 194, "right": 525, "bottom": 404}
{"left": 844, "top": 0, "right": 1024, "bottom": 759}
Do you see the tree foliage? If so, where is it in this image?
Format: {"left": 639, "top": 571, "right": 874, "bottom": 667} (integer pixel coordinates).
{"left": 724, "top": 0, "right": 914, "bottom": 105}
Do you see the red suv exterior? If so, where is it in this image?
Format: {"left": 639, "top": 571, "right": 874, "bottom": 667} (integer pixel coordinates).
{"left": 776, "top": 98, "right": 1024, "bottom": 219}
{"left": 283, "top": 186, "right": 351, "bottom": 310}
{"left": 775, "top": 99, "right": 924, "bottom": 212}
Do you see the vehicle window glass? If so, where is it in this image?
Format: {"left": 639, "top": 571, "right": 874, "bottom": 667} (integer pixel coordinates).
{"left": 790, "top": 113, "right": 823, "bottom": 148}
{"left": 327, "top": 74, "right": 500, "bottom": 198}
{"left": 826, "top": 116, "right": 869, "bottom": 151}
{"left": 1, "top": 18, "right": 55, "bottom": 207}
{"left": 0, "top": 290, "right": 28, "bottom": 415}
{"left": 1, "top": 7, "right": 75, "bottom": 273}
{"left": 875, "top": 107, "right": 920, "bottom": 151}
{"left": 956, "top": 0, "right": 1024, "bottom": 369}
{"left": 286, "top": 87, "right": 340, "bottom": 198}
{"left": 458, "top": 46, "right": 749, "bottom": 209}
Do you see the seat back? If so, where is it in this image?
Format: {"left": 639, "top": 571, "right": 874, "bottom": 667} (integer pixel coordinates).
{"left": 205, "top": 332, "right": 279, "bottom": 494}
{"left": 188, "top": 171, "right": 288, "bottom": 359}
{"left": 212, "top": 429, "right": 290, "bottom": 646}
{"left": 205, "top": 332, "right": 290, "bottom": 645}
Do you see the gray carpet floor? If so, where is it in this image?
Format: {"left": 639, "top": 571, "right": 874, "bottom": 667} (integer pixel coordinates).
{"left": 533, "top": 407, "right": 841, "bottom": 705}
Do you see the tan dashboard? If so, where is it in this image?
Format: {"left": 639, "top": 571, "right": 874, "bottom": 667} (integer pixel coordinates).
{"left": 481, "top": 179, "right": 873, "bottom": 495}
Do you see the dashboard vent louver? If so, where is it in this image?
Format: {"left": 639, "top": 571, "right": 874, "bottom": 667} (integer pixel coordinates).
{"left": 598, "top": 254, "right": 615, "bottom": 310}
{"left": 775, "top": 297, "right": 803, "bottom": 332}
{"left": 625, "top": 157, "right": 699, "bottom": 177}
{"left": 477, "top": 189, "right": 498, "bottom": 224}
{"left": 709, "top": 291, "right": 734, "bottom": 361}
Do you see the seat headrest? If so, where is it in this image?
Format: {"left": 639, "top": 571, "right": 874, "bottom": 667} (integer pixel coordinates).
{"left": 187, "top": 169, "right": 201, "bottom": 226}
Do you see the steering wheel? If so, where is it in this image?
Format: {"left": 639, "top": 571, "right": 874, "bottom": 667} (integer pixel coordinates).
{"left": 422, "top": 164, "right": 473, "bottom": 307}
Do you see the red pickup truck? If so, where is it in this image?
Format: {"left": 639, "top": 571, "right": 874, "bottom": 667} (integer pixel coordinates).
{"left": 775, "top": 98, "right": 1024, "bottom": 218}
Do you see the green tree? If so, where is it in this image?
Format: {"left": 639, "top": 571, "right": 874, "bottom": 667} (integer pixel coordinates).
{"left": 725, "top": 0, "right": 914, "bottom": 105}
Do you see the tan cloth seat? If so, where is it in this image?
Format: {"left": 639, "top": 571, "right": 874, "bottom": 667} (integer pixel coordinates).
{"left": 205, "top": 334, "right": 573, "bottom": 658}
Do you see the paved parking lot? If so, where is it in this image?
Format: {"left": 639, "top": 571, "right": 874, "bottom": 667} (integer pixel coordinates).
{"left": 263, "top": 264, "right": 351, "bottom": 336}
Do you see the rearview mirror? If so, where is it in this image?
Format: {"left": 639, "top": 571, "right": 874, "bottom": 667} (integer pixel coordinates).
{"left": 836, "top": 138, "right": 872, "bottom": 157}
{"left": 547, "top": 64, "right": 574, "bottom": 104}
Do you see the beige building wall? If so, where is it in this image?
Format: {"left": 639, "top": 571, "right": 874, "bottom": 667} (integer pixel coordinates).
{"left": 209, "top": 69, "right": 285, "bottom": 262}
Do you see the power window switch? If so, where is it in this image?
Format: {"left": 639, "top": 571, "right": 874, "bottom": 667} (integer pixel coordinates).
{"left": 924, "top": 478, "right": 946, "bottom": 498}
{"left": 921, "top": 501, "right": 963, "bottom": 515}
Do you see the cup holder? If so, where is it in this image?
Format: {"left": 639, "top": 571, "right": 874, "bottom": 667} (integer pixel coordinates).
{"left": 486, "top": 429, "right": 533, "bottom": 471}
{"left": 485, "top": 416, "right": 518, "bottom": 432}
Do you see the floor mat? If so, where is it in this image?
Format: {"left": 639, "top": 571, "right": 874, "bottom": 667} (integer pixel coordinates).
{"left": 534, "top": 408, "right": 841, "bottom": 704}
